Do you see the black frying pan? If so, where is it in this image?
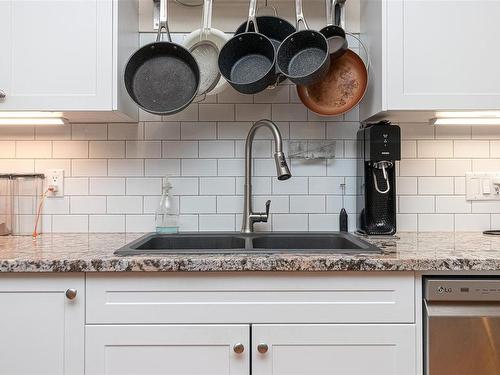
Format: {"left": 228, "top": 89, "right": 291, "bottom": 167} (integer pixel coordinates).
{"left": 320, "top": 0, "right": 348, "bottom": 59}
{"left": 234, "top": 8, "right": 295, "bottom": 85}
{"left": 277, "top": 0, "right": 330, "bottom": 86}
{"left": 218, "top": 0, "right": 276, "bottom": 94}
{"left": 124, "top": 0, "right": 200, "bottom": 115}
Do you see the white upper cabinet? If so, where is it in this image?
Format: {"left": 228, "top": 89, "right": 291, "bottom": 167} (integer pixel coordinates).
{"left": 0, "top": 0, "right": 138, "bottom": 122}
{"left": 360, "top": 0, "right": 500, "bottom": 122}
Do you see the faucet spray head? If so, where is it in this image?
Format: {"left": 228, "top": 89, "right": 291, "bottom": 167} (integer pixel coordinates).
{"left": 274, "top": 151, "right": 291, "bottom": 181}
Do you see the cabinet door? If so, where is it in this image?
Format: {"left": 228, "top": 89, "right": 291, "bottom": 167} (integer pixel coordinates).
{"left": 252, "top": 324, "right": 416, "bottom": 375}
{"left": 0, "top": 274, "right": 84, "bottom": 375}
{"left": 85, "top": 325, "right": 250, "bottom": 375}
{"left": 0, "top": 0, "right": 112, "bottom": 111}
{"left": 387, "top": 0, "right": 500, "bottom": 110}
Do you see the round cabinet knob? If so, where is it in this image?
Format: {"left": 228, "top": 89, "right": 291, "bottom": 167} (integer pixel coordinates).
{"left": 233, "top": 343, "right": 245, "bottom": 354}
{"left": 257, "top": 343, "right": 269, "bottom": 354}
{"left": 65, "top": 288, "right": 77, "bottom": 300}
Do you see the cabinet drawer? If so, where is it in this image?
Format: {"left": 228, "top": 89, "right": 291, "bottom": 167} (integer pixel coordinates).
{"left": 86, "top": 272, "right": 415, "bottom": 324}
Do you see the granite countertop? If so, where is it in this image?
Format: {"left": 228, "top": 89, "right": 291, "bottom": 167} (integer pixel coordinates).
{"left": 1, "top": 232, "right": 500, "bottom": 272}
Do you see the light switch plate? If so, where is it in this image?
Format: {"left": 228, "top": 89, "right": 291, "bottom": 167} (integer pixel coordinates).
{"left": 45, "top": 169, "right": 64, "bottom": 197}
{"left": 466, "top": 172, "right": 500, "bottom": 201}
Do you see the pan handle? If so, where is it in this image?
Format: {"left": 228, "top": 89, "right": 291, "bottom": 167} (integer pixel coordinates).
{"left": 295, "top": 0, "right": 309, "bottom": 31}
{"left": 325, "top": 0, "right": 335, "bottom": 26}
{"left": 257, "top": 0, "right": 279, "bottom": 17}
{"left": 156, "top": 0, "right": 172, "bottom": 42}
{"left": 201, "top": 0, "right": 213, "bottom": 39}
{"left": 336, "top": 0, "right": 347, "bottom": 29}
{"left": 245, "top": 0, "right": 259, "bottom": 33}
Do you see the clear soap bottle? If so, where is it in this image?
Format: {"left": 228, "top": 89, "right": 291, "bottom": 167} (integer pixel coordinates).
{"left": 155, "top": 177, "right": 179, "bottom": 234}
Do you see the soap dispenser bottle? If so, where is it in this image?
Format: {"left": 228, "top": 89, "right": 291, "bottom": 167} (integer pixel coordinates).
{"left": 155, "top": 177, "right": 179, "bottom": 234}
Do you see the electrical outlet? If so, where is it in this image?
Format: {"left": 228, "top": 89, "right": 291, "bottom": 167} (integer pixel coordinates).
{"left": 466, "top": 172, "right": 500, "bottom": 201}
{"left": 45, "top": 169, "right": 64, "bottom": 197}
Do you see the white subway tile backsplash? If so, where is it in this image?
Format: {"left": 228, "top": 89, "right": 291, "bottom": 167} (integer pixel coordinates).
{"left": 290, "top": 122, "right": 325, "bottom": 139}
{"left": 435, "top": 159, "right": 472, "bottom": 176}
{"left": 169, "top": 177, "right": 198, "bottom": 195}
{"left": 162, "top": 141, "right": 198, "bottom": 158}
{"left": 236, "top": 104, "right": 271, "bottom": 121}
{"left": 272, "top": 177, "right": 308, "bottom": 195}
{"left": 308, "top": 214, "right": 339, "bottom": 231}
{"left": 417, "top": 140, "right": 453, "bottom": 158}
{"left": 399, "top": 196, "right": 435, "bottom": 213}
{"left": 327, "top": 159, "right": 357, "bottom": 176}
{"left": 108, "top": 123, "right": 144, "bottom": 140}
{"left": 108, "top": 159, "right": 144, "bottom": 177}
{"left": 35, "top": 126, "right": 71, "bottom": 140}
{"left": 127, "top": 178, "right": 162, "bottom": 196}
{"left": 455, "top": 214, "right": 490, "bottom": 231}
{"left": 397, "top": 177, "right": 418, "bottom": 195}
{"left": 0, "top": 141, "right": 15, "bottom": 158}
{"left": 65, "top": 178, "right": 89, "bottom": 196}
{"left": 397, "top": 214, "right": 418, "bottom": 231}
{"left": 418, "top": 177, "right": 454, "bottom": 195}
{"left": 71, "top": 124, "right": 107, "bottom": 140}
{"left": 70, "top": 196, "right": 106, "bottom": 214}
{"left": 199, "top": 141, "right": 234, "bottom": 158}
{"left": 90, "top": 178, "right": 125, "bottom": 196}
{"left": 272, "top": 104, "right": 308, "bottom": 121}
{"left": 16, "top": 141, "right": 52, "bottom": 158}
{"left": 273, "top": 214, "right": 308, "bottom": 231}
{"left": 218, "top": 122, "right": 253, "bottom": 139}
{"left": 34, "top": 159, "right": 71, "bottom": 174}
{"left": 199, "top": 215, "right": 235, "bottom": 231}
{"left": 89, "top": 215, "right": 125, "bottom": 232}
{"left": 144, "top": 122, "right": 180, "bottom": 140}
{"left": 4, "top": 76, "right": 500, "bottom": 233}
{"left": 125, "top": 215, "right": 155, "bottom": 232}
{"left": 454, "top": 140, "right": 490, "bottom": 158}
{"left": 71, "top": 160, "right": 107, "bottom": 177}
{"left": 181, "top": 122, "right": 216, "bottom": 139}
{"left": 182, "top": 159, "right": 217, "bottom": 176}
{"left": 418, "top": 214, "right": 454, "bottom": 232}
{"left": 126, "top": 141, "right": 162, "bottom": 158}
{"left": 309, "top": 177, "right": 344, "bottom": 195}
{"left": 107, "top": 196, "right": 143, "bottom": 214}
{"left": 399, "top": 159, "right": 435, "bottom": 176}
{"left": 53, "top": 141, "right": 89, "bottom": 159}
{"left": 216, "top": 196, "right": 243, "bottom": 213}
{"left": 200, "top": 177, "right": 235, "bottom": 195}
{"left": 52, "top": 215, "right": 88, "bottom": 232}
{"left": 180, "top": 196, "right": 216, "bottom": 214}
{"left": 436, "top": 196, "right": 470, "bottom": 213}
{"left": 199, "top": 104, "right": 235, "bottom": 121}
{"left": 290, "top": 196, "right": 325, "bottom": 213}
{"left": 144, "top": 159, "right": 180, "bottom": 176}
{"left": 291, "top": 159, "right": 327, "bottom": 176}
{"left": 218, "top": 159, "right": 244, "bottom": 176}
{"left": 89, "top": 141, "right": 125, "bottom": 159}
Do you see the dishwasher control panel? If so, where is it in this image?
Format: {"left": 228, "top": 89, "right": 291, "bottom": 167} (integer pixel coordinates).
{"left": 425, "top": 279, "right": 500, "bottom": 301}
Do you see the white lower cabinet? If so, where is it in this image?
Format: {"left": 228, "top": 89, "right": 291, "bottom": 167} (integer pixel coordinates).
{"left": 85, "top": 325, "right": 250, "bottom": 375}
{"left": 0, "top": 274, "right": 84, "bottom": 375}
{"left": 252, "top": 324, "right": 416, "bottom": 375}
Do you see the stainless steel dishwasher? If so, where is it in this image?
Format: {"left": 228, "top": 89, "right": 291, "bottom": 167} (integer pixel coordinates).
{"left": 424, "top": 278, "right": 500, "bottom": 375}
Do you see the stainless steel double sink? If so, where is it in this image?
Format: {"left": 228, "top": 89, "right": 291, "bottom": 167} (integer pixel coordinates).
{"left": 114, "top": 232, "right": 380, "bottom": 256}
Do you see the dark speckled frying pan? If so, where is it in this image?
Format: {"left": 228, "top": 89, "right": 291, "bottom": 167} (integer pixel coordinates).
{"left": 124, "top": 0, "right": 200, "bottom": 115}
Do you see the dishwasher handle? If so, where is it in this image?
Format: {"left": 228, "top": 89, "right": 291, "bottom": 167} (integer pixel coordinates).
{"left": 425, "top": 300, "right": 500, "bottom": 317}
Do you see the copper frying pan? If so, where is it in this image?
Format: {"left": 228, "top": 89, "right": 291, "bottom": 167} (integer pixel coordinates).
{"left": 297, "top": 45, "right": 368, "bottom": 117}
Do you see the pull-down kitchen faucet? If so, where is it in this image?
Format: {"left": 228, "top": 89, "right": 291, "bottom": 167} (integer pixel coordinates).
{"left": 241, "top": 119, "right": 291, "bottom": 233}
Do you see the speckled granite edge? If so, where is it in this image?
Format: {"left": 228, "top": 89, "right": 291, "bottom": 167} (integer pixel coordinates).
{"left": 1, "top": 232, "right": 500, "bottom": 272}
